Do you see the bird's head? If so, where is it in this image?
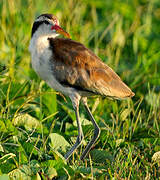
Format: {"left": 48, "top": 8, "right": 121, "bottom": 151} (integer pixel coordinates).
{"left": 31, "top": 13, "right": 70, "bottom": 38}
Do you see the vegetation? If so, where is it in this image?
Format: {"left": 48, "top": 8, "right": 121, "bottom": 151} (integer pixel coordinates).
{"left": 0, "top": 0, "right": 160, "bottom": 179}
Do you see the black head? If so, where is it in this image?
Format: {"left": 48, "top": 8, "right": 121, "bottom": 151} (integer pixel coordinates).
{"left": 31, "top": 13, "right": 59, "bottom": 37}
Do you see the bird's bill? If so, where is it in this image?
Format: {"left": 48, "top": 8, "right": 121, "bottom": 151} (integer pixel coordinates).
{"left": 52, "top": 24, "right": 70, "bottom": 38}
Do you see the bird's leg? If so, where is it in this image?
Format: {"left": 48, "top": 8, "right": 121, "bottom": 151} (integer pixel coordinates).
{"left": 80, "top": 97, "right": 101, "bottom": 160}
{"left": 64, "top": 95, "right": 84, "bottom": 160}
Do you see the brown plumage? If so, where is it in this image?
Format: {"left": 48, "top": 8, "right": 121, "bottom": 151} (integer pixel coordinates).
{"left": 48, "top": 38, "right": 134, "bottom": 99}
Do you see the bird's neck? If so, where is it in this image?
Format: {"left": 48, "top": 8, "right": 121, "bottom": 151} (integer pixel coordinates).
{"left": 29, "top": 32, "right": 58, "bottom": 54}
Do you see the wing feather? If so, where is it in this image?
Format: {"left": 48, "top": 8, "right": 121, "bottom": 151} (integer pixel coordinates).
{"left": 48, "top": 38, "right": 134, "bottom": 98}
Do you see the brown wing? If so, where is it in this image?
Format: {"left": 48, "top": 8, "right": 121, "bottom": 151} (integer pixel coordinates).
{"left": 48, "top": 38, "right": 134, "bottom": 99}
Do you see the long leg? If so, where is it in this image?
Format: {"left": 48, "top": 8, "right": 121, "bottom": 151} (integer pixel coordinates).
{"left": 80, "top": 97, "right": 100, "bottom": 160}
{"left": 64, "top": 97, "right": 83, "bottom": 160}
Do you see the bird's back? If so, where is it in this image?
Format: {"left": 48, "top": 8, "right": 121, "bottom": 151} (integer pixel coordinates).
{"left": 48, "top": 38, "right": 134, "bottom": 99}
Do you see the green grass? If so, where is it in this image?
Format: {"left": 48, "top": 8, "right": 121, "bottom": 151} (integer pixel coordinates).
{"left": 0, "top": 0, "right": 160, "bottom": 179}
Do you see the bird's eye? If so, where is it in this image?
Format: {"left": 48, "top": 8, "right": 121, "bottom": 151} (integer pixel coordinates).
{"left": 44, "top": 20, "right": 50, "bottom": 25}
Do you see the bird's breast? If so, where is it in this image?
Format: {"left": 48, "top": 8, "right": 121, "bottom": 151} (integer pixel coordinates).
{"left": 29, "top": 36, "right": 74, "bottom": 96}
{"left": 29, "top": 36, "right": 54, "bottom": 81}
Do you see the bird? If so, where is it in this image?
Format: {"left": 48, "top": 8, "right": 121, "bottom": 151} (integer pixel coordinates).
{"left": 29, "top": 13, "right": 134, "bottom": 160}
